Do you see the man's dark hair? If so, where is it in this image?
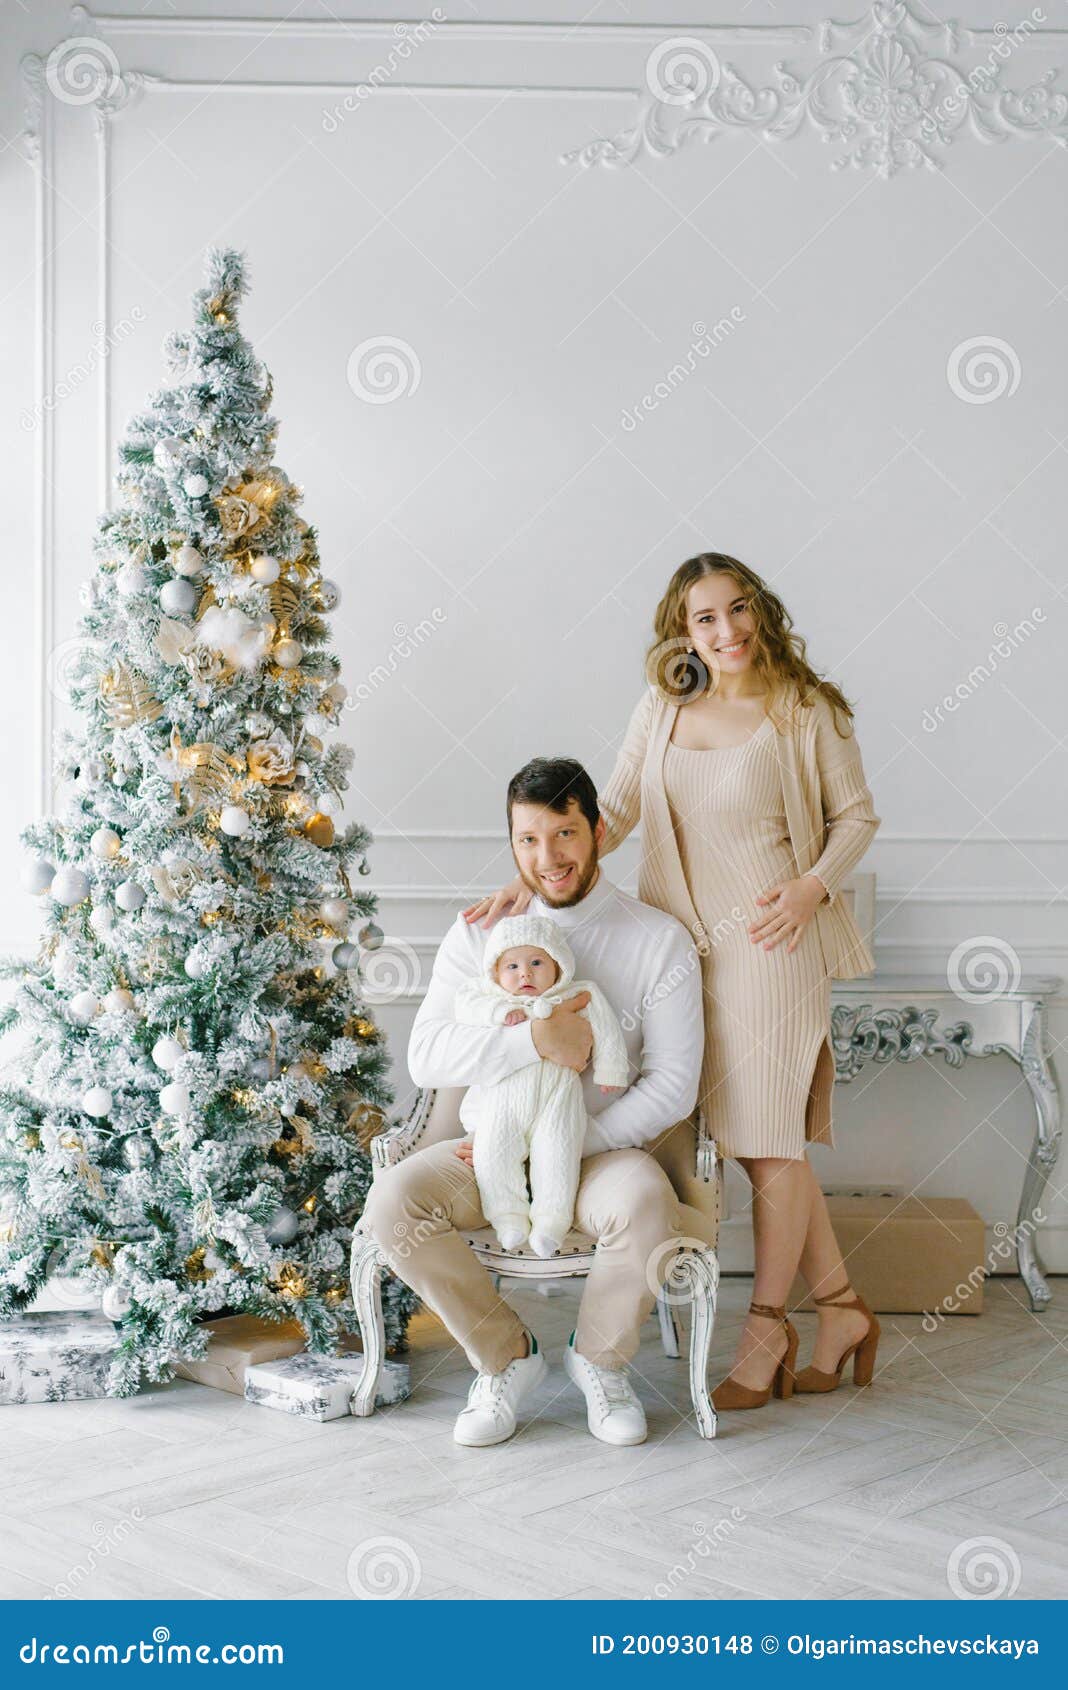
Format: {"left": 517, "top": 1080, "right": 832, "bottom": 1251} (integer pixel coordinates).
{"left": 506, "top": 757, "right": 600, "bottom": 837}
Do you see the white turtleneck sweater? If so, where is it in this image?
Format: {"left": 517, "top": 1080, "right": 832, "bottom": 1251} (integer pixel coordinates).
{"left": 407, "top": 871, "right": 703, "bottom": 1155}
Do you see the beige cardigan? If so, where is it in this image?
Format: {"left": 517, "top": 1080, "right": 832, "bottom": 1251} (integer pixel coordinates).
{"left": 597, "top": 683, "right": 880, "bottom": 981}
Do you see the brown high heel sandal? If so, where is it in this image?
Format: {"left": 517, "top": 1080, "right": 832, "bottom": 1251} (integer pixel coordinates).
{"left": 794, "top": 1280, "right": 880, "bottom": 1392}
{"left": 711, "top": 1302, "right": 799, "bottom": 1410}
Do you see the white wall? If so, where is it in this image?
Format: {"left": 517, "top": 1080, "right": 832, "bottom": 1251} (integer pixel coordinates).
{"left": 5, "top": 2, "right": 1066, "bottom": 1272}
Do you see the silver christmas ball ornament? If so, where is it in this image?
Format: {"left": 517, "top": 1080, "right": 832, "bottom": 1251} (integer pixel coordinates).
{"left": 159, "top": 578, "right": 198, "bottom": 617}
{"left": 359, "top": 922, "right": 384, "bottom": 950}
{"left": 51, "top": 866, "right": 90, "bottom": 906}
{"left": 114, "top": 879, "right": 145, "bottom": 913}
{"left": 332, "top": 941, "right": 359, "bottom": 970}
{"left": 318, "top": 579, "right": 340, "bottom": 611}
{"left": 115, "top": 562, "right": 146, "bottom": 597}
{"left": 265, "top": 1206, "right": 300, "bottom": 1245}
{"left": 22, "top": 858, "right": 55, "bottom": 895}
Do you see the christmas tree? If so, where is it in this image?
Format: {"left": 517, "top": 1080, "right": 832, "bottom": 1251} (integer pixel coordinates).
{"left": 0, "top": 248, "right": 414, "bottom": 1394}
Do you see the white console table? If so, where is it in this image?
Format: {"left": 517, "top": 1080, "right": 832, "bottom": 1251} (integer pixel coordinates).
{"left": 830, "top": 974, "right": 1062, "bottom": 1312}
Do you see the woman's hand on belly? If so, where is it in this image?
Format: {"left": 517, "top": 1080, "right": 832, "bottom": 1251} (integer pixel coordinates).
{"left": 749, "top": 874, "right": 826, "bottom": 953}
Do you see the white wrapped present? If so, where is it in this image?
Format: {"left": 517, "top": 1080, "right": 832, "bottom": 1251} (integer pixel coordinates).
{"left": 0, "top": 1311, "right": 118, "bottom": 1405}
{"left": 244, "top": 1351, "right": 410, "bottom": 1421}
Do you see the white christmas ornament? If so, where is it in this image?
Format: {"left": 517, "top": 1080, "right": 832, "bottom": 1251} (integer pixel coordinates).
{"left": 273, "top": 638, "right": 303, "bottom": 669}
{"left": 115, "top": 879, "right": 145, "bottom": 912}
{"left": 115, "top": 562, "right": 146, "bottom": 597}
{"left": 265, "top": 1207, "right": 300, "bottom": 1245}
{"left": 159, "top": 1081, "right": 192, "bottom": 1116}
{"left": 152, "top": 1035, "right": 185, "bottom": 1072}
{"left": 51, "top": 866, "right": 90, "bottom": 906}
{"left": 22, "top": 858, "right": 54, "bottom": 895}
{"left": 89, "top": 904, "right": 115, "bottom": 937}
{"left": 246, "top": 711, "right": 272, "bottom": 738}
{"left": 173, "top": 544, "right": 204, "bottom": 577}
{"left": 102, "top": 987, "right": 135, "bottom": 1015}
{"left": 184, "top": 949, "right": 209, "bottom": 980}
{"left": 68, "top": 991, "right": 100, "bottom": 1025}
{"left": 359, "top": 922, "right": 385, "bottom": 950}
{"left": 220, "top": 805, "right": 251, "bottom": 837}
{"left": 250, "top": 555, "right": 280, "bottom": 584}
{"left": 83, "top": 1086, "right": 113, "bottom": 1118}
{"left": 320, "top": 898, "right": 348, "bottom": 928}
{"left": 160, "top": 578, "right": 198, "bottom": 617}
{"left": 183, "top": 472, "right": 209, "bottom": 497}
{"left": 153, "top": 436, "right": 185, "bottom": 469}
{"left": 90, "top": 827, "right": 122, "bottom": 860}
{"left": 102, "top": 1285, "right": 132, "bottom": 1321}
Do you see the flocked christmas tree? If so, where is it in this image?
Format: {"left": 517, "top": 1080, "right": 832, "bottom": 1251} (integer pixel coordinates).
{"left": 0, "top": 247, "right": 414, "bottom": 1393}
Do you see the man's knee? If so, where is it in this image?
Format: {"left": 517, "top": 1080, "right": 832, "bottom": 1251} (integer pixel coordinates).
{"left": 581, "top": 1149, "right": 679, "bottom": 1240}
{"left": 361, "top": 1157, "right": 441, "bottom": 1243}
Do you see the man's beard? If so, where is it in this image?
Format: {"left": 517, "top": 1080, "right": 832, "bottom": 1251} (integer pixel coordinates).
{"left": 518, "top": 849, "right": 600, "bottom": 910}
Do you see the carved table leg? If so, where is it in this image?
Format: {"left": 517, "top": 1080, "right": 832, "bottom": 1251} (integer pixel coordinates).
{"left": 990, "top": 1000, "right": 1063, "bottom": 1312}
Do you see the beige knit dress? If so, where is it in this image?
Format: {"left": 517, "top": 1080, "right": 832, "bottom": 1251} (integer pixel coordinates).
{"left": 596, "top": 688, "right": 880, "bottom": 1161}
{"left": 661, "top": 716, "right": 835, "bottom": 1159}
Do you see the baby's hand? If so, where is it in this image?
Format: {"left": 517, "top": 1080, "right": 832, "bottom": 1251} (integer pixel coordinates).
{"left": 502, "top": 1009, "right": 527, "bottom": 1027}
{"left": 598, "top": 1084, "right": 622, "bottom": 1094}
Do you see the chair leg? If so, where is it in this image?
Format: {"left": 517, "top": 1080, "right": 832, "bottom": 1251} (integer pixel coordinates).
{"left": 656, "top": 1288, "right": 681, "bottom": 1358}
{"left": 674, "top": 1249, "right": 719, "bottom": 1439}
{"left": 350, "top": 1233, "right": 388, "bottom": 1417}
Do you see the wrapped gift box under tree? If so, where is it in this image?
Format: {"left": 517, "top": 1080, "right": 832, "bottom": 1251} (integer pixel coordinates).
{"left": 0, "top": 1311, "right": 119, "bottom": 1405}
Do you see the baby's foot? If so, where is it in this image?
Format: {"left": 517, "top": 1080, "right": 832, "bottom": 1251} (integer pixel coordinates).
{"left": 494, "top": 1218, "right": 530, "bottom": 1251}
{"left": 529, "top": 1229, "right": 564, "bottom": 1259}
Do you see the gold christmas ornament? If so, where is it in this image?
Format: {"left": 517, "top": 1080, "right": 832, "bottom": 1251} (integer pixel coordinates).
{"left": 90, "top": 1243, "right": 115, "bottom": 1270}
{"left": 184, "top": 1246, "right": 215, "bottom": 1282}
{"left": 303, "top": 812, "right": 335, "bottom": 849}
{"left": 324, "top": 1285, "right": 346, "bottom": 1306}
{"left": 23, "top": 1130, "right": 41, "bottom": 1151}
{"left": 346, "top": 1101, "right": 386, "bottom": 1148}
{"left": 99, "top": 663, "right": 163, "bottom": 727}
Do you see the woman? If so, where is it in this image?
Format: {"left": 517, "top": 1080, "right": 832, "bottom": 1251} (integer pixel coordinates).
{"left": 466, "top": 553, "right": 881, "bottom": 1409}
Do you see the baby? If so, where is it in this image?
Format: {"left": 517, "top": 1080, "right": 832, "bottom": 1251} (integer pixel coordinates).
{"left": 454, "top": 914, "right": 629, "bottom": 1258}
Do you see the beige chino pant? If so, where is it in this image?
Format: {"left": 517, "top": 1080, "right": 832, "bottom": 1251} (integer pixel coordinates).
{"left": 360, "top": 1138, "right": 716, "bottom": 1374}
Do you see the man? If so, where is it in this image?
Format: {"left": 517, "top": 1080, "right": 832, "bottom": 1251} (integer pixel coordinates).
{"left": 359, "top": 756, "right": 708, "bottom": 1448}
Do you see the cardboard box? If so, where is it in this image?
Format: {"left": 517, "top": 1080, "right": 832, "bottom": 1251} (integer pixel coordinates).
{"left": 173, "top": 1313, "right": 377, "bottom": 1394}
{"left": 788, "top": 1196, "right": 986, "bottom": 1315}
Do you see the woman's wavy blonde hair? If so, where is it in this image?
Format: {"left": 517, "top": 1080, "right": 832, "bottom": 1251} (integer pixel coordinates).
{"left": 646, "top": 551, "right": 855, "bottom": 735}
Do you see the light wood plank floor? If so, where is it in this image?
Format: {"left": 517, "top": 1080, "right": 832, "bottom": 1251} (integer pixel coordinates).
{"left": 2, "top": 1277, "right": 1065, "bottom": 1601}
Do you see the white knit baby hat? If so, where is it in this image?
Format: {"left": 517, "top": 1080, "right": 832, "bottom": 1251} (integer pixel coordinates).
{"left": 481, "top": 914, "right": 575, "bottom": 991}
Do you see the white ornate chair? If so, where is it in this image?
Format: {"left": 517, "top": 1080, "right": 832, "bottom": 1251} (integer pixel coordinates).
{"left": 349, "top": 1086, "right": 722, "bottom": 1437}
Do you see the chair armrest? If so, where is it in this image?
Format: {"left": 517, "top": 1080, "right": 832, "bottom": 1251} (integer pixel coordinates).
{"left": 695, "top": 1107, "right": 717, "bottom": 1184}
{"left": 371, "top": 1087, "right": 437, "bottom": 1174}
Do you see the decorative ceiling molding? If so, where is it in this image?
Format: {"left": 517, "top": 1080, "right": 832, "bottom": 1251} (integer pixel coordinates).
{"left": 562, "top": 2, "right": 1068, "bottom": 178}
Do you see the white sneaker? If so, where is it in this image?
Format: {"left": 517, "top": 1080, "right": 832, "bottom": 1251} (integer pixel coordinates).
{"left": 452, "top": 1335, "right": 548, "bottom": 1447}
{"left": 563, "top": 1331, "right": 647, "bottom": 1446}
